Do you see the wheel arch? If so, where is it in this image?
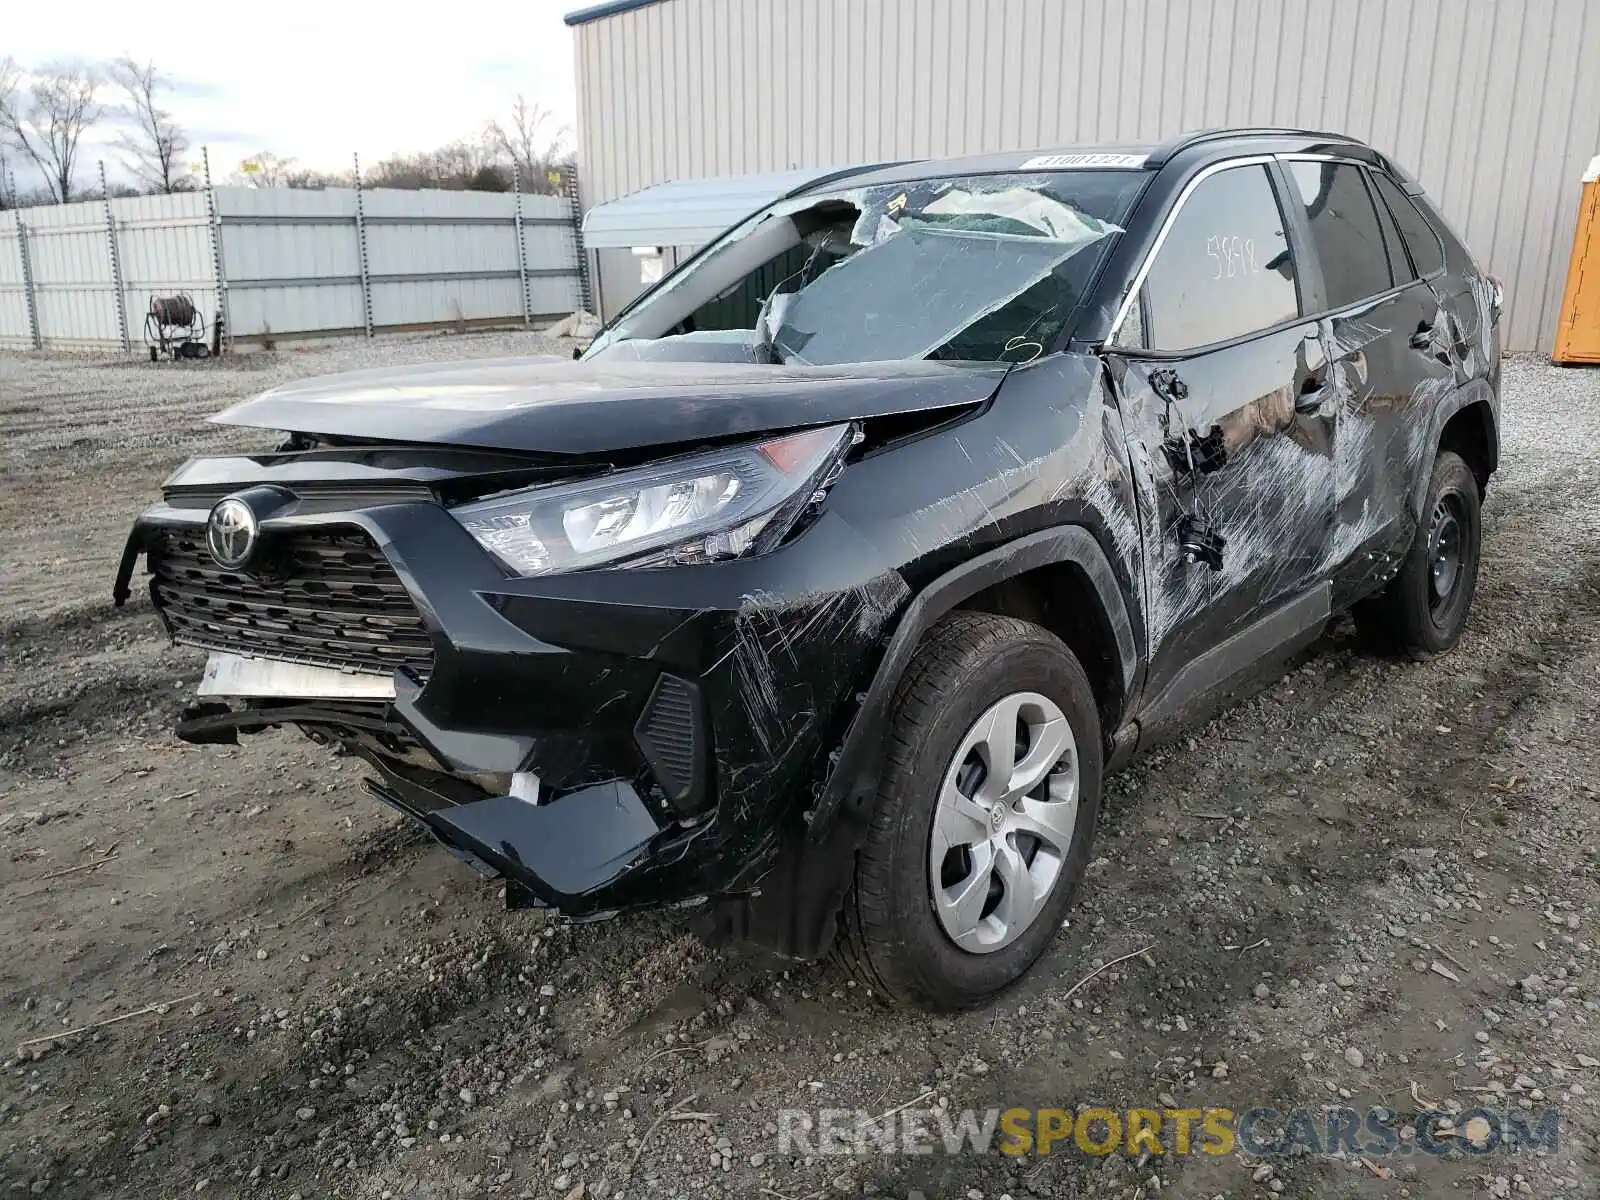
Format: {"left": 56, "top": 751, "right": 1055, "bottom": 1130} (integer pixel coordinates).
{"left": 722, "top": 524, "right": 1137, "bottom": 963}
{"left": 1437, "top": 395, "right": 1499, "bottom": 492}
{"left": 1415, "top": 384, "right": 1499, "bottom": 515}
{"left": 953, "top": 560, "right": 1128, "bottom": 739}
{"left": 811, "top": 524, "right": 1136, "bottom": 841}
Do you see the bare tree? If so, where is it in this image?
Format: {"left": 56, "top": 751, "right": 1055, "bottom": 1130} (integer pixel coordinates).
{"left": 109, "top": 57, "right": 190, "bottom": 194}
{"left": 484, "top": 95, "right": 569, "bottom": 194}
{"left": 367, "top": 138, "right": 509, "bottom": 191}
{"left": 232, "top": 151, "right": 296, "bottom": 187}
{"left": 0, "top": 57, "right": 103, "bottom": 203}
{"left": 0, "top": 60, "right": 22, "bottom": 209}
{"left": 228, "top": 152, "right": 344, "bottom": 189}
{"left": 281, "top": 165, "right": 344, "bottom": 189}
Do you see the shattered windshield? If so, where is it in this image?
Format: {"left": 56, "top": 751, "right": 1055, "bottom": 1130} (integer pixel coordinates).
{"left": 772, "top": 224, "right": 1093, "bottom": 365}
{"left": 589, "top": 169, "right": 1144, "bottom": 367}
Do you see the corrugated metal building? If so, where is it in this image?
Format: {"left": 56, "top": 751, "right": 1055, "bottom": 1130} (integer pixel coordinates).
{"left": 568, "top": 0, "right": 1600, "bottom": 353}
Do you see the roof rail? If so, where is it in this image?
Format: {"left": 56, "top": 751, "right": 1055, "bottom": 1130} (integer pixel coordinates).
{"left": 1147, "top": 126, "right": 1362, "bottom": 166}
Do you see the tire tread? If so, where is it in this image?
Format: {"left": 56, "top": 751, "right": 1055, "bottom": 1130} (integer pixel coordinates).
{"left": 1354, "top": 450, "right": 1480, "bottom": 661}
{"left": 838, "top": 612, "right": 1096, "bottom": 1008}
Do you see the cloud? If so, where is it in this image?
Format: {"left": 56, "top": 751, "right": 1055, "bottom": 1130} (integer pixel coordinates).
{"left": 471, "top": 57, "right": 538, "bottom": 80}
{"left": 187, "top": 126, "right": 262, "bottom": 146}
{"left": 167, "top": 77, "right": 224, "bottom": 101}
{"left": 5, "top": 0, "right": 577, "bottom": 175}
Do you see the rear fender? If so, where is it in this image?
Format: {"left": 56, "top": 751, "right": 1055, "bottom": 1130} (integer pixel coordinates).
{"left": 1412, "top": 382, "right": 1499, "bottom": 518}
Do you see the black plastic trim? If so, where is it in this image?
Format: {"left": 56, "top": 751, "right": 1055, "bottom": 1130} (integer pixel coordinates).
{"left": 1138, "top": 583, "right": 1331, "bottom": 736}
{"left": 633, "top": 672, "right": 709, "bottom": 813}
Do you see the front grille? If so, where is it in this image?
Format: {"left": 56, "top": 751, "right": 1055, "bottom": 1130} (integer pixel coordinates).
{"left": 147, "top": 527, "right": 434, "bottom": 680}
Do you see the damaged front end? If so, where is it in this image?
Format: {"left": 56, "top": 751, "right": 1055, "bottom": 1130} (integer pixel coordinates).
{"left": 113, "top": 424, "right": 926, "bottom": 927}
{"left": 116, "top": 161, "right": 1143, "bottom": 949}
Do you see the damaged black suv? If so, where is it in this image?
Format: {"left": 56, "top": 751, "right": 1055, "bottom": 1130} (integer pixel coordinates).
{"left": 116, "top": 129, "right": 1501, "bottom": 1010}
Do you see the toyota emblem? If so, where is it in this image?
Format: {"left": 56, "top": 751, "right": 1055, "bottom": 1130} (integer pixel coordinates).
{"left": 206, "top": 497, "right": 259, "bottom": 569}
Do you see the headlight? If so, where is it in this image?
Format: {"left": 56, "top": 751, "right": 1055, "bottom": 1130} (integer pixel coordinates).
{"left": 453, "top": 424, "right": 852, "bottom": 576}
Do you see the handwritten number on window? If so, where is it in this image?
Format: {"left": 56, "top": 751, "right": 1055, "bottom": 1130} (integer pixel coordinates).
{"left": 1205, "top": 234, "right": 1260, "bottom": 280}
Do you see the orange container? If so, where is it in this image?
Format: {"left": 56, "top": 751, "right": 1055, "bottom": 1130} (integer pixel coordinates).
{"left": 1554, "top": 155, "right": 1600, "bottom": 364}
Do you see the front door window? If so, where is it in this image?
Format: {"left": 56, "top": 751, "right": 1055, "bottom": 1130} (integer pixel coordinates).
{"left": 1141, "top": 164, "right": 1301, "bottom": 352}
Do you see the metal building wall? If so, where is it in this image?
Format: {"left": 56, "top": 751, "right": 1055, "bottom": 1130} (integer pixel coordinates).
{"left": 573, "top": 0, "right": 1600, "bottom": 353}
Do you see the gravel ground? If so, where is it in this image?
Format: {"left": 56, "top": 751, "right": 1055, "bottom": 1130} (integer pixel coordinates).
{"left": 0, "top": 339, "right": 1596, "bottom": 1200}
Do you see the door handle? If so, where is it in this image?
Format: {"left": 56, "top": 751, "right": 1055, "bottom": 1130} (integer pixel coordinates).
{"left": 1409, "top": 323, "right": 1433, "bottom": 351}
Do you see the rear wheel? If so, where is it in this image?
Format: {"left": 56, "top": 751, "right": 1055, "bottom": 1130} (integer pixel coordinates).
{"left": 1354, "top": 449, "right": 1481, "bottom": 659}
{"left": 838, "top": 612, "right": 1102, "bottom": 1010}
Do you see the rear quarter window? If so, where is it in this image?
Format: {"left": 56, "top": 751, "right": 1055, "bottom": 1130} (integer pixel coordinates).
{"left": 1371, "top": 172, "right": 1447, "bottom": 278}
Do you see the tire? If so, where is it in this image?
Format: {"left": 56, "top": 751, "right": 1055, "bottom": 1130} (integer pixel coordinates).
{"left": 838, "top": 611, "right": 1102, "bottom": 1011}
{"left": 1354, "top": 449, "right": 1482, "bottom": 660}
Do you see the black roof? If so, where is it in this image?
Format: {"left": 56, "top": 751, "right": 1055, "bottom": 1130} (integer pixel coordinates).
{"left": 806, "top": 145, "right": 1156, "bottom": 194}
{"left": 792, "top": 128, "right": 1377, "bottom": 196}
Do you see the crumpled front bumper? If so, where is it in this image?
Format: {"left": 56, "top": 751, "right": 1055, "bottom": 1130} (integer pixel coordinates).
{"left": 117, "top": 495, "right": 911, "bottom": 916}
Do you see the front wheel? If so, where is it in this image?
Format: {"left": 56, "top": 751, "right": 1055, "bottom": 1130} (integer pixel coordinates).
{"left": 1354, "top": 449, "right": 1482, "bottom": 659}
{"left": 838, "top": 611, "right": 1102, "bottom": 1010}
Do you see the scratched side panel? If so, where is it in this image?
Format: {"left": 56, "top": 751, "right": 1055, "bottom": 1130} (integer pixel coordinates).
{"left": 1320, "top": 282, "right": 1456, "bottom": 608}
{"left": 828, "top": 353, "right": 1144, "bottom": 611}
{"left": 1105, "top": 318, "right": 1334, "bottom": 701}
{"left": 652, "top": 352, "right": 1146, "bottom": 887}
{"left": 1411, "top": 192, "right": 1504, "bottom": 416}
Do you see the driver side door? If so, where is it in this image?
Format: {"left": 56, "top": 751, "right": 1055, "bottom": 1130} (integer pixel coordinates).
{"left": 1104, "top": 161, "right": 1337, "bottom": 714}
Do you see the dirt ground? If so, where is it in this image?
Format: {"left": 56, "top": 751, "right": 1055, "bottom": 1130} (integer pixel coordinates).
{"left": 0, "top": 336, "right": 1595, "bottom": 1200}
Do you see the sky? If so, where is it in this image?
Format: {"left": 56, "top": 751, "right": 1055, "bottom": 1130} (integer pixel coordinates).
{"left": 3, "top": 0, "right": 579, "bottom": 190}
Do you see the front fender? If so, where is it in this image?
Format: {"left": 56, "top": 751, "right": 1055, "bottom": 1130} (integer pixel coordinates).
{"left": 807, "top": 523, "right": 1136, "bottom": 841}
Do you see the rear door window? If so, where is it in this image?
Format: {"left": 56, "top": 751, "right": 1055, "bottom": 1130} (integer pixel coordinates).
{"left": 1371, "top": 172, "right": 1447, "bottom": 278}
{"left": 1140, "top": 164, "right": 1300, "bottom": 352}
{"left": 1286, "top": 160, "right": 1395, "bottom": 308}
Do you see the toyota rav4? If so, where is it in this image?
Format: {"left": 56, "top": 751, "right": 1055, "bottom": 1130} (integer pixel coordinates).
{"left": 115, "top": 128, "right": 1501, "bottom": 1010}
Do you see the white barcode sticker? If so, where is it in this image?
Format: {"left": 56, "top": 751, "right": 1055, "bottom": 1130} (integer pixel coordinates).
{"left": 1020, "top": 153, "right": 1148, "bottom": 170}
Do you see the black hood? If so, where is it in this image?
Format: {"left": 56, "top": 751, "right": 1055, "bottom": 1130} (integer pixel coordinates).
{"left": 211, "top": 357, "right": 1010, "bottom": 455}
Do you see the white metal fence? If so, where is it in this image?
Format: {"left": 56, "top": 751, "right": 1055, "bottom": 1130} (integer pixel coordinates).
{"left": 0, "top": 184, "right": 586, "bottom": 352}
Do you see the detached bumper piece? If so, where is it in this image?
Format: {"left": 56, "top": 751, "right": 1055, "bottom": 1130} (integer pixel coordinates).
{"left": 179, "top": 697, "right": 663, "bottom": 913}
{"left": 365, "top": 767, "right": 661, "bottom": 913}
{"left": 436, "top": 785, "right": 660, "bottom": 904}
